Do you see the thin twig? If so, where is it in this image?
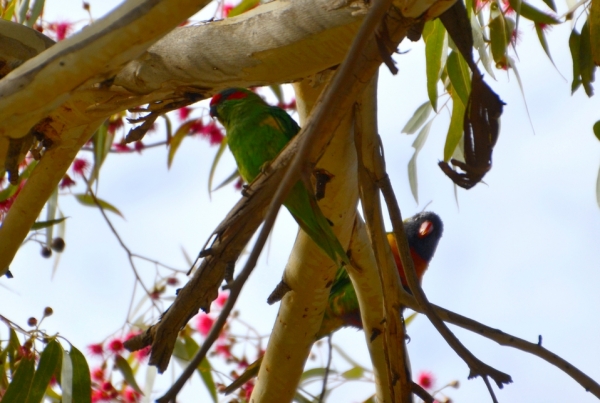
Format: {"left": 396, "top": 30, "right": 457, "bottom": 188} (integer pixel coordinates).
{"left": 378, "top": 172, "right": 511, "bottom": 399}
{"left": 411, "top": 382, "right": 435, "bottom": 403}
{"left": 319, "top": 335, "right": 333, "bottom": 403}
{"left": 397, "top": 295, "right": 600, "bottom": 399}
{"left": 156, "top": 271, "right": 248, "bottom": 402}
{"left": 81, "top": 175, "right": 158, "bottom": 311}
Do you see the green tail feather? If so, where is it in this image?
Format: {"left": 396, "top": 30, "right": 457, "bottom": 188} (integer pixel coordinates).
{"left": 284, "top": 182, "right": 349, "bottom": 267}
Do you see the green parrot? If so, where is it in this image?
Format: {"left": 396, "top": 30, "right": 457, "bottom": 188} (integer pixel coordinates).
{"left": 222, "top": 211, "right": 444, "bottom": 394}
{"left": 209, "top": 88, "right": 349, "bottom": 267}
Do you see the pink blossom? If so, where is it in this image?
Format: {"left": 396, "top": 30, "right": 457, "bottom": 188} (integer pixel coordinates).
{"left": 50, "top": 21, "right": 73, "bottom": 41}
{"left": 134, "top": 141, "right": 144, "bottom": 153}
{"left": 91, "top": 367, "right": 104, "bottom": 381}
{"left": 72, "top": 158, "right": 90, "bottom": 177}
{"left": 107, "top": 117, "right": 124, "bottom": 134}
{"left": 215, "top": 342, "right": 232, "bottom": 358}
{"left": 215, "top": 292, "right": 229, "bottom": 308}
{"left": 88, "top": 343, "right": 104, "bottom": 356}
{"left": 196, "top": 313, "right": 214, "bottom": 336}
{"left": 243, "top": 380, "right": 255, "bottom": 400}
{"left": 223, "top": 3, "right": 235, "bottom": 17}
{"left": 177, "top": 107, "right": 192, "bottom": 120}
{"left": 113, "top": 143, "right": 132, "bottom": 153}
{"left": 107, "top": 338, "right": 124, "bottom": 354}
{"left": 123, "top": 387, "right": 141, "bottom": 402}
{"left": 417, "top": 370, "right": 435, "bottom": 389}
{"left": 59, "top": 174, "right": 76, "bottom": 189}
{"left": 133, "top": 346, "right": 151, "bottom": 362}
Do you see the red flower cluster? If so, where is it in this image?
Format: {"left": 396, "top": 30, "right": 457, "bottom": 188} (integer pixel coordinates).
{"left": 189, "top": 120, "right": 225, "bottom": 145}
{"left": 196, "top": 313, "right": 215, "bottom": 336}
{"left": 72, "top": 158, "right": 90, "bottom": 178}
{"left": 48, "top": 21, "right": 73, "bottom": 41}
{"left": 417, "top": 370, "right": 435, "bottom": 389}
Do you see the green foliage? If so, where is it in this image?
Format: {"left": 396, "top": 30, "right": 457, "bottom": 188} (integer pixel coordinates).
{"left": 26, "top": 340, "right": 62, "bottom": 403}
{"left": 168, "top": 120, "right": 195, "bottom": 169}
{"left": 424, "top": 20, "right": 447, "bottom": 111}
{"left": 228, "top": 0, "right": 260, "bottom": 17}
{"left": 74, "top": 194, "right": 123, "bottom": 218}
{"left": 2, "top": 356, "right": 35, "bottom": 403}
{"left": 115, "top": 355, "right": 144, "bottom": 395}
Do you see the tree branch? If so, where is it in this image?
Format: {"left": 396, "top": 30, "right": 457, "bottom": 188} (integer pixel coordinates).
{"left": 0, "top": 0, "right": 210, "bottom": 141}
{"left": 397, "top": 292, "right": 600, "bottom": 399}
{"left": 354, "top": 76, "right": 412, "bottom": 402}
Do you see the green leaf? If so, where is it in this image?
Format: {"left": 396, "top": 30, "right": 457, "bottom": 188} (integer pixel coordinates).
{"left": 114, "top": 355, "right": 143, "bottom": 395}
{"left": 182, "top": 335, "right": 217, "bottom": 403}
{"left": 292, "top": 391, "right": 313, "bottom": 403}
{"left": 8, "top": 328, "right": 21, "bottom": 374}
{"left": 61, "top": 347, "right": 72, "bottom": 403}
{"left": 341, "top": 366, "right": 364, "bottom": 379}
{"left": 168, "top": 120, "right": 195, "bottom": 169}
{"left": 489, "top": 14, "right": 513, "bottom": 66}
{"left": 25, "top": 0, "right": 44, "bottom": 27}
{"left": 443, "top": 92, "right": 466, "bottom": 161}
{"left": 16, "top": 0, "right": 29, "bottom": 24}
{"left": 270, "top": 85, "right": 284, "bottom": 104}
{"left": 408, "top": 119, "right": 434, "bottom": 203}
{"left": 2, "top": 356, "right": 35, "bottom": 403}
{"left": 508, "top": 0, "right": 560, "bottom": 24}
{"left": 212, "top": 169, "right": 240, "bottom": 193}
{"left": 89, "top": 122, "right": 113, "bottom": 186}
{"left": 424, "top": 19, "right": 446, "bottom": 111}
{"left": 534, "top": 23, "right": 557, "bottom": 68}
{"left": 31, "top": 217, "right": 69, "bottom": 231}
{"left": 404, "top": 312, "right": 418, "bottom": 326}
{"left": 541, "top": 0, "right": 556, "bottom": 11}
{"left": 470, "top": 12, "right": 495, "bottom": 79}
{"left": 592, "top": 0, "right": 600, "bottom": 66}
{"left": 74, "top": 194, "right": 123, "bottom": 218}
{"left": 594, "top": 121, "right": 600, "bottom": 141}
{"left": 26, "top": 339, "right": 61, "bottom": 403}
{"left": 69, "top": 346, "right": 91, "bottom": 403}
{"left": 0, "top": 161, "right": 38, "bottom": 202}
{"left": 580, "top": 19, "right": 596, "bottom": 97}
{"left": 208, "top": 136, "right": 230, "bottom": 196}
{"left": 569, "top": 29, "right": 582, "bottom": 94}
{"left": 447, "top": 51, "right": 471, "bottom": 107}
{"left": 45, "top": 186, "right": 59, "bottom": 246}
{"left": 506, "top": 56, "right": 535, "bottom": 134}
{"left": 2, "top": 0, "right": 16, "bottom": 20}
{"left": 228, "top": 0, "right": 260, "bottom": 17}
{"left": 401, "top": 101, "right": 432, "bottom": 134}
{"left": 300, "top": 367, "right": 328, "bottom": 381}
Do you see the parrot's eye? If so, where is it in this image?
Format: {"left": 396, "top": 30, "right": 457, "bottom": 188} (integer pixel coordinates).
{"left": 418, "top": 221, "right": 433, "bottom": 238}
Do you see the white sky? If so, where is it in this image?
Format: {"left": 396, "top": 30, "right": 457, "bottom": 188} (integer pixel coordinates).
{"left": 3, "top": 0, "right": 600, "bottom": 402}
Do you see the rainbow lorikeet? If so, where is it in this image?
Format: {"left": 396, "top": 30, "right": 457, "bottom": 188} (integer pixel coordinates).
{"left": 209, "top": 88, "right": 349, "bottom": 267}
{"left": 223, "top": 211, "right": 444, "bottom": 394}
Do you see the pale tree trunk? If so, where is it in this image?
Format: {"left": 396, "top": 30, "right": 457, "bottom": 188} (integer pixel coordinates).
{"left": 250, "top": 77, "right": 359, "bottom": 401}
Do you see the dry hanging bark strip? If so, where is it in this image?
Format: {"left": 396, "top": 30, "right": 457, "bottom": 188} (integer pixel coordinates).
{"left": 438, "top": 76, "right": 504, "bottom": 188}
{"left": 438, "top": 0, "right": 506, "bottom": 189}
